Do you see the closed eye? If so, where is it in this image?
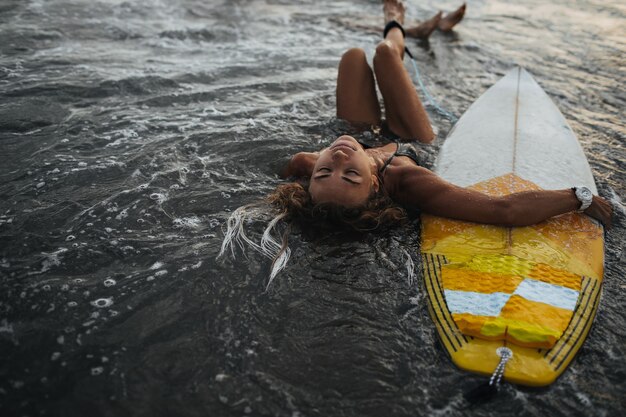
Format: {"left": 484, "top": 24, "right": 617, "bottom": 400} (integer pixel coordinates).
{"left": 313, "top": 167, "right": 331, "bottom": 180}
{"left": 341, "top": 176, "right": 360, "bottom": 184}
{"left": 312, "top": 167, "right": 362, "bottom": 184}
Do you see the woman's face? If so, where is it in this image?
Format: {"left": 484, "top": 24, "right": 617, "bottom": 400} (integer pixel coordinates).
{"left": 308, "top": 135, "right": 378, "bottom": 207}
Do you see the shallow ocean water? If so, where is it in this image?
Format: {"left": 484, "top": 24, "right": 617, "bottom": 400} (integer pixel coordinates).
{"left": 0, "top": 0, "right": 625, "bottom": 416}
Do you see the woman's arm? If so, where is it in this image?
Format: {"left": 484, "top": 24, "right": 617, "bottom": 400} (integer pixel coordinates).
{"left": 280, "top": 152, "right": 319, "bottom": 178}
{"left": 390, "top": 165, "right": 612, "bottom": 227}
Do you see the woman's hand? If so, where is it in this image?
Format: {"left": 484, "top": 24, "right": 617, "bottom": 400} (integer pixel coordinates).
{"left": 584, "top": 196, "right": 613, "bottom": 229}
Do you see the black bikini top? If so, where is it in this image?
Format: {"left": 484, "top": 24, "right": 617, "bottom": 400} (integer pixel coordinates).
{"left": 378, "top": 142, "right": 420, "bottom": 178}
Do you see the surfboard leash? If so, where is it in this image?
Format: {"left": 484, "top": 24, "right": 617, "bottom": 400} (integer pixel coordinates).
{"left": 464, "top": 346, "right": 513, "bottom": 404}
{"left": 404, "top": 46, "right": 459, "bottom": 124}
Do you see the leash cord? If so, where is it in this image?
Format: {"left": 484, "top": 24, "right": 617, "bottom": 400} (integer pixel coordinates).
{"left": 405, "top": 47, "right": 459, "bottom": 123}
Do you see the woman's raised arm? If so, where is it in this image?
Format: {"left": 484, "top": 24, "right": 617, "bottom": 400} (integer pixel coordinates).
{"left": 390, "top": 165, "right": 612, "bottom": 228}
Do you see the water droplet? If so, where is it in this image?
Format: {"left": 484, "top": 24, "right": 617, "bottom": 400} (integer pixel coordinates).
{"left": 91, "top": 367, "right": 104, "bottom": 376}
{"left": 103, "top": 279, "right": 116, "bottom": 287}
{"left": 91, "top": 298, "right": 113, "bottom": 308}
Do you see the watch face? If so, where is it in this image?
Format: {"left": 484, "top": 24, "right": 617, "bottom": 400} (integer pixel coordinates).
{"left": 579, "top": 187, "right": 593, "bottom": 200}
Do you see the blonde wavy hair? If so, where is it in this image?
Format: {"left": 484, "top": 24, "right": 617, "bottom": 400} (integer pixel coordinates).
{"left": 219, "top": 180, "right": 408, "bottom": 288}
{"left": 268, "top": 182, "right": 407, "bottom": 231}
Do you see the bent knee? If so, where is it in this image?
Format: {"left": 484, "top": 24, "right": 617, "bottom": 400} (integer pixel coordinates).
{"left": 374, "top": 40, "right": 401, "bottom": 62}
{"left": 340, "top": 48, "right": 367, "bottom": 65}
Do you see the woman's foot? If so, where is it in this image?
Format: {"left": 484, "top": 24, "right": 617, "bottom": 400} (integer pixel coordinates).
{"left": 405, "top": 11, "right": 442, "bottom": 39}
{"left": 383, "top": 0, "right": 406, "bottom": 25}
{"left": 438, "top": 3, "right": 466, "bottom": 32}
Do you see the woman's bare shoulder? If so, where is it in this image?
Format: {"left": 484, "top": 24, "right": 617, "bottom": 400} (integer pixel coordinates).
{"left": 382, "top": 163, "right": 435, "bottom": 196}
{"left": 385, "top": 163, "right": 434, "bottom": 180}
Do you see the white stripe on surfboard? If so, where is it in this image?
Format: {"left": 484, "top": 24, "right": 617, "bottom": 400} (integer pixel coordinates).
{"left": 443, "top": 278, "right": 579, "bottom": 318}
{"left": 443, "top": 290, "right": 510, "bottom": 316}
{"left": 513, "top": 278, "right": 579, "bottom": 311}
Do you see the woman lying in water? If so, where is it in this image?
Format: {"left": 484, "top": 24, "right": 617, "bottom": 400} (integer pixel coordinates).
{"left": 220, "top": 0, "right": 612, "bottom": 284}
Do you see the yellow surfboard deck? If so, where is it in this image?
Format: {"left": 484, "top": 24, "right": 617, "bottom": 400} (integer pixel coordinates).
{"left": 421, "top": 68, "right": 604, "bottom": 387}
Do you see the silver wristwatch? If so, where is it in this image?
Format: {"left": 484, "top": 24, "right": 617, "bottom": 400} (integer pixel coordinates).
{"left": 572, "top": 186, "right": 593, "bottom": 212}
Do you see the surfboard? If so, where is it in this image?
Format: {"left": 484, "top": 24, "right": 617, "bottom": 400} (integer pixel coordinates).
{"left": 420, "top": 67, "right": 604, "bottom": 386}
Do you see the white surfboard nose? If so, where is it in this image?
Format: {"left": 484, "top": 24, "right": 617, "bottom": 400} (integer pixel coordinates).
{"left": 436, "top": 67, "right": 597, "bottom": 193}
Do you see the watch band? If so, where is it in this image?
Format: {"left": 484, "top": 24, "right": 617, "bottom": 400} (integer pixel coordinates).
{"left": 572, "top": 186, "right": 593, "bottom": 212}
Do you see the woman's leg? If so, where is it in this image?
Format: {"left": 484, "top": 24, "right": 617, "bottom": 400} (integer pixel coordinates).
{"left": 373, "top": 39, "right": 434, "bottom": 142}
{"left": 372, "top": 1, "right": 434, "bottom": 142}
{"left": 336, "top": 48, "right": 381, "bottom": 127}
